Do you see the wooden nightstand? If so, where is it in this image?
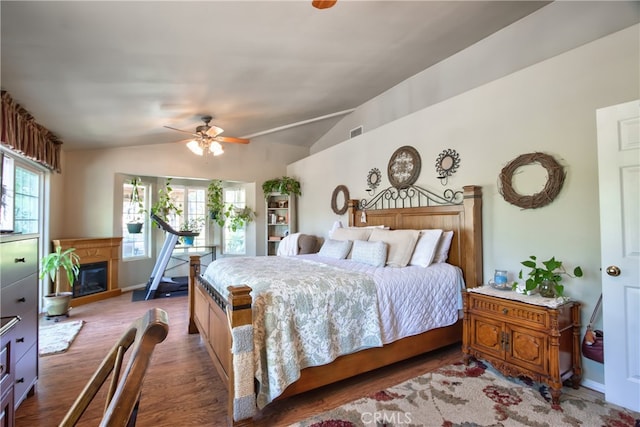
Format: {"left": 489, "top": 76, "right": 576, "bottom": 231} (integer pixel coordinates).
{"left": 462, "top": 286, "right": 582, "bottom": 404}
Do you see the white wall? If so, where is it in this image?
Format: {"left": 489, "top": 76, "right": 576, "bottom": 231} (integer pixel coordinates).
{"left": 289, "top": 25, "right": 639, "bottom": 388}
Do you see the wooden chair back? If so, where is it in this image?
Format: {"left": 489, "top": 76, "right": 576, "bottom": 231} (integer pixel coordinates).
{"left": 59, "top": 307, "right": 169, "bottom": 427}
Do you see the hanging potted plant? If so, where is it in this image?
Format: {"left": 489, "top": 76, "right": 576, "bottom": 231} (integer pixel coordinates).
{"left": 126, "top": 177, "right": 145, "bottom": 233}
{"left": 261, "top": 176, "right": 301, "bottom": 199}
{"left": 151, "top": 177, "right": 183, "bottom": 226}
{"left": 227, "top": 206, "right": 256, "bottom": 232}
{"left": 207, "top": 180, "right": 227, "bottom": 227}
{"left": 40, "top": 247, "right": 81, "bottom": 317}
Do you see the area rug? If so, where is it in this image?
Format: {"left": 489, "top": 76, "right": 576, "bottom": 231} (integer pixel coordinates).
{"left": 292, "top": 360, "right": 640, "bottom": 427}
{"left": 39, "top": 320, "right": 84, "bottom": 356}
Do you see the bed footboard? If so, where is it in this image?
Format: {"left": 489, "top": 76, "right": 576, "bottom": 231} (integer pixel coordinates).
{"left": 188, "top": 256, "right": 255, "bottom": 426}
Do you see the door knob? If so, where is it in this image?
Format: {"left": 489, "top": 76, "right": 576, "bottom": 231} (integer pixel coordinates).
{"left": 606, "top": 265, "right": 621, "bottom": 277}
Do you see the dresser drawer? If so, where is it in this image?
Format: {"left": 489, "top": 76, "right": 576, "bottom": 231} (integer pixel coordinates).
{"left": 468, "top": 293, "right": 549, "bottom": 329}
{"left": 0, "top": 332, "right": 13, "bottom": 396}
{"left": 0, "top": 275, "right": 38, "bottom": 317}
{"left": 8, "top": 310, "right": 37, "bottom": 363}
{"left": 0, "top": 239, "right": 38, "bottom": 288}
{"left": 13, "top": 344, "right": 37, "bottom": 408}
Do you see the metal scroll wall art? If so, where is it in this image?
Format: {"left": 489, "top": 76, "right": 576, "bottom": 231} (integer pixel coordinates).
{"left": 358, "top": 184, "right": 463, "bottom": 211}
{"left": 498, "top": 152, "right": 565, "bottom": 209}
{"left": 435, "top": 148, "right": 460, "bottom": 186}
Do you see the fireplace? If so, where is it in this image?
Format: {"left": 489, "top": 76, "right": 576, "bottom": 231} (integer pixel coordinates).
{"left": 52, "top": 237, "right": 123, "bottom": 306}
{"left": 74, "top": 261, "right": 108, "bottom": 298}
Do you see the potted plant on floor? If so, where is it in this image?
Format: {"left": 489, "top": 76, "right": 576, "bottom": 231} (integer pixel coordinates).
{"left": 40, "top": 246, "right": 81, "bottom": 317}
{"left": 126, "top": 177, "right": 145, "bottom": 233}
{"left": 513, "top": 255, "right": 583, "bottom": 298}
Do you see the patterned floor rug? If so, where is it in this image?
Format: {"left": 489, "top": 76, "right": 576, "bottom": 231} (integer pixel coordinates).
{"left": 39, "top": 320, "right": 84, "bottom": 356}
{"left": 292, "top": 360, "right": 639, "bottom": 427}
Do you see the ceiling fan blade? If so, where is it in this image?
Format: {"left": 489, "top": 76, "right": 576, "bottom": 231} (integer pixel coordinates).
{"left": 205, "top": 125, "right": 224, "bottom": 138}
{"left": 312, "top": 0, "right": 337, "bottom": 9}
{"left": 163, "top": 125, "right": 199, "bottom": 137}
{"left": 214, "top": 136, "right": 250, "bottom": 145}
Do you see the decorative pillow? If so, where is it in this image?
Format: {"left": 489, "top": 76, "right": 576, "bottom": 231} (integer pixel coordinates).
{"left": 298, "top": 234, "right": 320, "bottom": 254}
{"left": 409, "top": 229, "right": 444, "bottom": 267}
{"left": 368, "top": 229, "right": 420, "bottom": 268}
{"left": 351, "top": 240, "right": 387, "bottom": 267}
{"left": 330, "top": 227, "right": 375, "bottom": 242}
{"left": 433, "top": 230, "right": 454, "bottom": 263}
{"left": 318, "top": 239, "right": 353, "bottom": 259}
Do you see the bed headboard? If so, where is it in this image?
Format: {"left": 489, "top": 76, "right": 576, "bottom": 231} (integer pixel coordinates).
{"left": 348, "top": 185, "right": 483, "bottom": 288}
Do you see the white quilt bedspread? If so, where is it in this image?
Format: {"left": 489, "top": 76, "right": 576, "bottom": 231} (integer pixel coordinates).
{"left": 297, "top": 254, "right": 465, "bottom": 343}
{"left": 201, "top": 254, "right": 463, "bottom": 408}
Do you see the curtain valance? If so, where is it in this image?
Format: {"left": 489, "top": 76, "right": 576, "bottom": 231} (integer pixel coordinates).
{"left": 1, "top": 90, "right": 62, "bottom": 173}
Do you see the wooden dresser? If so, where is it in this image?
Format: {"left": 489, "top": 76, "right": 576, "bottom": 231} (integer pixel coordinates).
{"left": 462, "top": 286, "right": 582, "bottom": 404}
{"left": 0, "top": 235, "right": 39, "bottom": 416}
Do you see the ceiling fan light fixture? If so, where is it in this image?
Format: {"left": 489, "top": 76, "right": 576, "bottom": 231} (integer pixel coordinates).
{"left": 209, "top": 141, "right": 224, "bottom": 156}
{"left": 187, "top": 140, "right": 204, "bottom": 156}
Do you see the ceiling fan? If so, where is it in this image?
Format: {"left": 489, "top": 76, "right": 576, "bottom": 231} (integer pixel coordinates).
{"left": 164, "top": 115, "right": 250, "bottom": 156}
{"left": 312, "top": 1, "right": 337, "bottom": 9}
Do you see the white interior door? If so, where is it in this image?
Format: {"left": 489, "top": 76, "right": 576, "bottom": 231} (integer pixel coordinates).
{"left": 596, "top": 99, "right": 640, "bottom": 412}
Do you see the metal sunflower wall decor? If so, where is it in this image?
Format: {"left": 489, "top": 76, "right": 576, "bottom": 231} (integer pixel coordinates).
{"left": 435, "top": 148, "right": 460, "bottom": 185}
{"left": 366, "top": 168, "right": 382, "bottom": 195}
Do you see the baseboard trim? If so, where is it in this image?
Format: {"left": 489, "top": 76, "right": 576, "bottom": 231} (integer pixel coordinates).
{"left": 580, "top": 378, "right": 605, "bottom": 394}
{"left": 120, "top": 283, "right": 146, "bottom": 293}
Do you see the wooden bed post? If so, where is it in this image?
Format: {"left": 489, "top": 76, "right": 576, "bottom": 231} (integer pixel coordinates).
{"left": 462, "top": 185, "right": 483, "bottom": 288}
{"left": 188, "top": 255, "right": 200, "bottom": 334}
{"left": 227, "top": 285, "right": 254, "bottom": 427}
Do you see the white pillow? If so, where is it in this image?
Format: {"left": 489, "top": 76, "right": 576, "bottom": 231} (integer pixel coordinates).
{"left": 368, "top": 229, "right": 420, "bottom": 268}
{"left": 409, "top": 229, "right": 444, "bottom": 267}
{"left": 330, "top": 227, "right": 374, "bottom": 242}
{"left": 433, "top": 231, "right": 454, "bottom": 263}
{"left": 318, "top": 239, "right": 353, "bottom": 259}
{"left": 351, "top": 240, "right": 387, "bottom": 267}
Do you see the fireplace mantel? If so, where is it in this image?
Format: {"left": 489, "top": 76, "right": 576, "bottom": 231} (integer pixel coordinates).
{"left": 52, "top": 237, "right": 123, "bottom": 306}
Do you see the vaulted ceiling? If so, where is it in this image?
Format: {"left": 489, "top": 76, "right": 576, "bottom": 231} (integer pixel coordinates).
{"left": 1, "top": 1, "right": 552, "bottom": 151}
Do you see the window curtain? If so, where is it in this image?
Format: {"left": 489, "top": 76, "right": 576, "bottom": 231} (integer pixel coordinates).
{"left": 1, "top": 90, "right": 62, "bottom": 173}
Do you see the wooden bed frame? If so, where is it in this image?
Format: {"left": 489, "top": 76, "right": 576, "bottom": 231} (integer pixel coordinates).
{"left": 188, "top": 185, "right": 483, "bottom": 426}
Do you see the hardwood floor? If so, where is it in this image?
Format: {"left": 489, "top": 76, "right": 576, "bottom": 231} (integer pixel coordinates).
{"left": 16, "top": 292, "right": 462, "bottom": 427}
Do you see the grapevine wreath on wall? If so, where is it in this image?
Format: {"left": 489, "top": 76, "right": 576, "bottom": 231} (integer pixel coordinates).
{"left": 498, "top": 152, "right": 565, "bottom": 209}
{"left": 331, "top": 185, "right": 350, "bottom": 215}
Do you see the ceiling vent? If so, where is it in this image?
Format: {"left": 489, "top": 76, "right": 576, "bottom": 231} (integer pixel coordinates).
{"left": 350, "top": 126, "right": 363, "bottom": 138}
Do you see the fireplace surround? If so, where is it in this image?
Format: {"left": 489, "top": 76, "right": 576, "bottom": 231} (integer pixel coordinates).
{"left": 52, "top": 237, "right": 122, "bottom": 306}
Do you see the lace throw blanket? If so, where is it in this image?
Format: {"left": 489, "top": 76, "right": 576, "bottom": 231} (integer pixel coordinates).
{"left": 203, "top": 256, "right": 383, "bottom": 408}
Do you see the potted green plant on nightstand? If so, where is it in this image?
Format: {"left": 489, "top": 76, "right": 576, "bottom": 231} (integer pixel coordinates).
{"left": 40, "top": 247, "right": 81, "bottom": 317}
{"left": 514, "top": 255, "right": 583, "bottom": 298}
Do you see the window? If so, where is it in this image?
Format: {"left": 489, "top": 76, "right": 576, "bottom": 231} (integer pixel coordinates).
{"left": 122, "top": 179, "right": 149, "bottom": 259}
{"left": 223, "top": 187, "right": 246, "bottom": 255}
{"left": 1, "top": 151, "right": 42, "bottom": 234}
{"left": 186, "top": 188, "right": 206, "bottom": 247}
